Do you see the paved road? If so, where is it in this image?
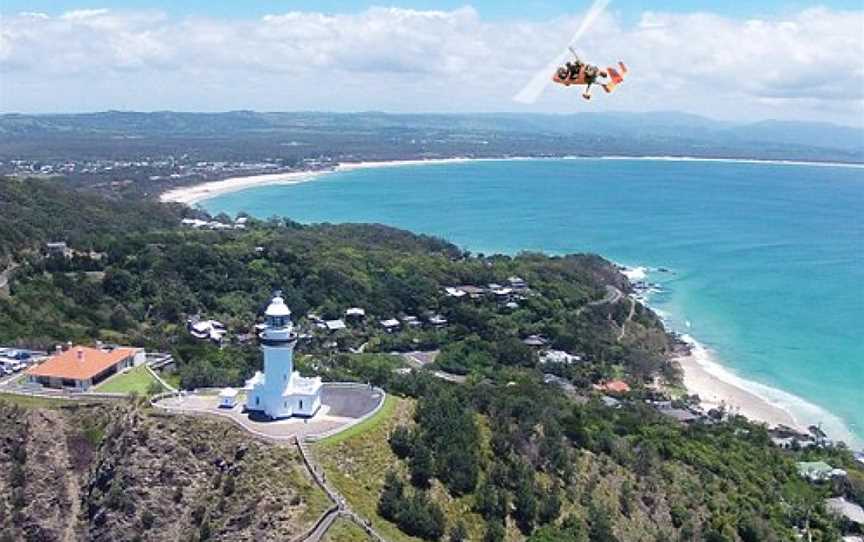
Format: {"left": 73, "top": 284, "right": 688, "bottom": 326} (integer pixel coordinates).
{"left": 577, "top": 285, "right": 623, "bottom": 315}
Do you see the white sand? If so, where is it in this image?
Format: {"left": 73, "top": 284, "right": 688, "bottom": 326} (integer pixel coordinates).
{"left": 160, "top": 155, "right": 862, "bottom": 205}
{"left": 159, "top": 157, "right": 505, "bottom": 205}
{"left": 674, "top": 336, "right": 805, "bottom": 431}
{"left": 159, "top": 171, "right": 325, "bottom": 205}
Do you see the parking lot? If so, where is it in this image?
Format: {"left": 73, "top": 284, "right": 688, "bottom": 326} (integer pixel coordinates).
{"left": 0, "top": 348, "right": 46, "bottom": 383}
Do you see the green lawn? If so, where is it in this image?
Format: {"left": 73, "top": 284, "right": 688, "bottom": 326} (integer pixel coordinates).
{"left": 317, "top": 393, "right": 396, "bottom": 447}
{"left": 95, "top": 364, "right": 164, "bottom": 395}
{"left": 160, "top": 371, "right": 182, "bottom": 390}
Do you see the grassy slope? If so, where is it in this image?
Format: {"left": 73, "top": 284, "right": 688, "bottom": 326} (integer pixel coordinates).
{"left": 322, "top": 518, "right": 373, "bottom": 542}
{"left": 313, "top": 395, "right": 485, "bottom": 542}
{"left": 94, "top": 364, "right": 163, "bottom": 395}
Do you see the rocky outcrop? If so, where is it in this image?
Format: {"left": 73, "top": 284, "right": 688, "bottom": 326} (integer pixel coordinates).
{"left": 0, "top": 400, "right": 330, "bottom": 542}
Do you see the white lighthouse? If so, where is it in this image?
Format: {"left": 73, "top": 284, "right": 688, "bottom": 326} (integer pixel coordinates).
{"left": 244, "top": 295, "right": 322, "bottom": 419}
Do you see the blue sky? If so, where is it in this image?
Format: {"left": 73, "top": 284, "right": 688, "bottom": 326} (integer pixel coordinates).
{"left": 1, "top": 1, "right": 862, "bottom": 123}
{"left": 4, "top": 0, "right": 863, "bottom": 20}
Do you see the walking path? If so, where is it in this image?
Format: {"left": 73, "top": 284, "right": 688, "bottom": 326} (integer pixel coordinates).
{"left": 618, "top": 297, "right": 636, "bottom": 342}
{"left": 153, "top": 383, "right": 390, "bottom": 541}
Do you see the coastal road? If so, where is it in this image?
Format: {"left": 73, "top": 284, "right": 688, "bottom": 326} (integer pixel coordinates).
{"left": 577, "top": 285, "right": 624, "bottom": 315}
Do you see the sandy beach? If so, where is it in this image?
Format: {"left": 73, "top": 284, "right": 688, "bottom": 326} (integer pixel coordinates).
{"left": 159, "top": 157, "right": 495, "bottom": 205}
{"left": 160, "top": 155, "right": 862, "bottom": 206}
{"left": 673, "top": 337, "right": 805, "bottom": 432}
{"left": 159, "top": 170, "right": 325, "bottom": 205}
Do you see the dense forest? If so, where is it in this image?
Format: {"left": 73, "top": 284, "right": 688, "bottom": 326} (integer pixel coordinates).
{"left": 1, "top": 176, "right": 862, "bottom": 542}
{"left": 0, "top": 176, "right": 670, "bottom": 393}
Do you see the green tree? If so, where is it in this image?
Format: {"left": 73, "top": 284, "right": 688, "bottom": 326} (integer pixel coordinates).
{"left": 483, "top": 520, "right": 505, "bottom": 542}
{"left": 449, "top": 521, "right": 468, "bottom": 542}
{"left": 588, "top": 504, "right": 618, "bottom": 542}
{"left": 410, "top": 441, "right": 434, "bottom": 488}
{"left": 378, "top": 470, "right": 404, "bottom": 521}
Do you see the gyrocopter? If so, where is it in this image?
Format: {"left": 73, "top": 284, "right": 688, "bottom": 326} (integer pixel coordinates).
{"left": 514, "top": 0, "right": 627, "bottom": 104}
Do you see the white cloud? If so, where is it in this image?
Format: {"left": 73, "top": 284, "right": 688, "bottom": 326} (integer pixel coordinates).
{"left": 0, "top": 6, "right": 862, "bottom": 124}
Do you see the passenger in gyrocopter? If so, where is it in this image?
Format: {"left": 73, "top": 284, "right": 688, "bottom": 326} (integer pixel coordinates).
{"left": 552, "top": 48, "right": 628, "bottom": 101}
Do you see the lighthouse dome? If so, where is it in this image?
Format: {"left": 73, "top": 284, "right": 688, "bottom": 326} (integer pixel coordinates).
{"left": 265, "top": 296, "right": 292, "bottom": 318}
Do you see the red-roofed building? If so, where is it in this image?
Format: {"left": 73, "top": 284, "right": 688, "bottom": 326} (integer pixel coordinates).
{"left": 26, "top": 346, "right": 144, "bottom": 391}
{"left": 593, "top": 379, "right": 631, "bottom": 394}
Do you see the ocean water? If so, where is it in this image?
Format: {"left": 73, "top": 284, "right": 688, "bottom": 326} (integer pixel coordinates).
{"left": 204, "top": 158, "right": 864, "bottom": 446}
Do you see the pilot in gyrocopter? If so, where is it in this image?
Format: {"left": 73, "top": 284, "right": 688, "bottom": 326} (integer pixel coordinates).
{"left": 553, "top": 47, "right": 628, "bottom": 101}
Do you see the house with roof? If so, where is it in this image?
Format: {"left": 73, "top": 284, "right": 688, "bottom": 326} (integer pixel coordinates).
{"left": 541, "top": 350, "right": 582, "bottom": 365}
{"left": 522, "top": 335, "right": 548, "bottom": 348}
{"left": 45, "top": 242, "right": 72, "bottom": 258}
{"left": 345, "top": 307, "right": 366, "bottom": 318}
{"left": 593, "top": 379, "right": 631, "bottom": 394}
{"left": 402, "top": 315, "right": 422, "bottom": 328}
{"left": 428, "top": 314, "right": 448, "bottom": 328}
{"left": 325, "top": 319, "right": 347, "bottom": 332}
{"left": 380, "top": 318, "right": 401, "bottom": 332}
{"left": 26, "top": 346, "right": 144, "bottom": 391}
{"left": 797, "top": 461, "right": 847, "bottom": 482}
{"left": 187, "top": 319, "right": 227, "bottom": 344}
{"left": 508, "top": 276, "right": 528, "bottom": 290}
{"left": 444, "top": 287, "right": 467, "bottom": 299}
{"left": 455, "top": 285, "right": 486, "bottom": 299}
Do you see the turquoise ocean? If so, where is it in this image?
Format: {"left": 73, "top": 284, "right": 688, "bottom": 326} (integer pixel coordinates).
{"left": 203, "top": 158, "right": 864, "bottom": 446}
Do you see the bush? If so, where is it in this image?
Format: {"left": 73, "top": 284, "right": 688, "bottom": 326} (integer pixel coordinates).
{"left": 389, "top": 425, "right": 415, "bottom": 459}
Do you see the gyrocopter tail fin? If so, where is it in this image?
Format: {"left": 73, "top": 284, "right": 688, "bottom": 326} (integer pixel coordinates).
{"left": 602, "top": 62, "right": 628, "bottom": 93}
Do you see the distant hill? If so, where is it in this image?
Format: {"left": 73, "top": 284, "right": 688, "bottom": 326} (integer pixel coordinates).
{"left": 1, "top": 111, "right": 861, "bottom": 163}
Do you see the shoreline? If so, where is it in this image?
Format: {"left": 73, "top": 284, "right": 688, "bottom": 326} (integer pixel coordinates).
{"left": 621, "top": 266, "right": 860, "bottom": 446}
{"left": 159, "top": 154, "right": 863, "bottom": 205}
{"left": 159, "top": 158, "right": 859, "bottom": 446}
{"left": 159, "top": 157, "right": 515, "bottom": 205}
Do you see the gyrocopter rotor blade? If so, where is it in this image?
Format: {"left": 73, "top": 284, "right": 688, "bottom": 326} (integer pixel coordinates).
{"left": 513, "top": 0, "right": 611, "bottom": 104}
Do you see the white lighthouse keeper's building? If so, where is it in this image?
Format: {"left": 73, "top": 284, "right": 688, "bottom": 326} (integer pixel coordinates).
{"left": 244, "top": 295, "right": 322, "bottom": 419}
